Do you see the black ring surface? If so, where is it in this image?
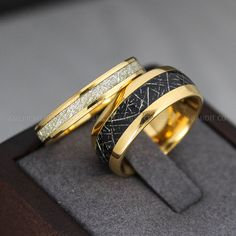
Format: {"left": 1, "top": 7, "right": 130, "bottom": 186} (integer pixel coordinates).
{"left": 95, "top": 70, "right": 194, "bottom": 164}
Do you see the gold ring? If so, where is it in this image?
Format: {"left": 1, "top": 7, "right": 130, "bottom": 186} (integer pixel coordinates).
{"left": 36, "top": 57, "right": 145, "bottom": 143}
{"left": 92, "top": 67, "right": 203, "bottom": 176}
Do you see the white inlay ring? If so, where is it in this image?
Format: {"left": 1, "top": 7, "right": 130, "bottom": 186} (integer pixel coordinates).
{"left": 36, "top": 57, "right": 145, "bottom": 143}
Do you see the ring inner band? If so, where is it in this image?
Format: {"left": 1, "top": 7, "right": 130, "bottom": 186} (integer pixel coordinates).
{"left": 144, "top": 96, "right": 201, "bottom": 154}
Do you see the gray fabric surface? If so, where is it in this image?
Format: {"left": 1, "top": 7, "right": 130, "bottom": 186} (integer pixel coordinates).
{"left": 19, "top": 121, "right": 236, "bottom": 236}
{"left": 127, "top": 133, "right": 202, "bottom": 213}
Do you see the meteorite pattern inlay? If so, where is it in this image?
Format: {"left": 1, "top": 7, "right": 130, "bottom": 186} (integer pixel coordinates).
{"left": 95, "top": 70, "right": 193, "bottom": 163}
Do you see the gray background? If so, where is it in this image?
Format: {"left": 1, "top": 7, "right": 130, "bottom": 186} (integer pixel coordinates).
{"left": 0, "top": 0, "right": 236, "bottom": 143}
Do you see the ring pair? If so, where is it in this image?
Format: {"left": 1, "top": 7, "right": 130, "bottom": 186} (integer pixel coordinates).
{"left": 36, "top": 57, "right": 203, "bottom": 176}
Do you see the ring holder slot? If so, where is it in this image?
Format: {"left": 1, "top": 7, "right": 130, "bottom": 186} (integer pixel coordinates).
{"left": 127, "top": 132, "right": 202, "bottom": 213}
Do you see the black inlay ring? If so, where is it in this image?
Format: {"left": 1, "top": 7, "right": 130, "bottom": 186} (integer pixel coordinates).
{"left": 92, "top": 67, "right": 203, "bottom": 176}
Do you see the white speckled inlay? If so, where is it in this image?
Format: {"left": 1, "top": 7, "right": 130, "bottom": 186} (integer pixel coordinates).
{"left": 37, "top": 61, "right": 143, "bottom": 142}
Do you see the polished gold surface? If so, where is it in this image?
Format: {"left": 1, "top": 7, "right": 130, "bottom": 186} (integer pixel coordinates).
{"left": 92, "top": 68, "right": 203, "bottom": 176}
{"left": 36, "top": 57, "right": 145, "bottom": 143}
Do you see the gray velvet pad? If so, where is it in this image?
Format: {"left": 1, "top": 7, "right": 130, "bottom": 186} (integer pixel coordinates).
{"left": 127, "top": 133, "right": 202, "bottom": 213}
{"left": 18, "top": 121, "right": 236, "bottom": 236}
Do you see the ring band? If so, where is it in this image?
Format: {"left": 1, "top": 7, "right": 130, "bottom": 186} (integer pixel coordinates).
{"left": 92, "top": 67, "right": 203, "bottom": 176}
{"left": 36, "top": 57, "right": 145, "bottom": 143}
